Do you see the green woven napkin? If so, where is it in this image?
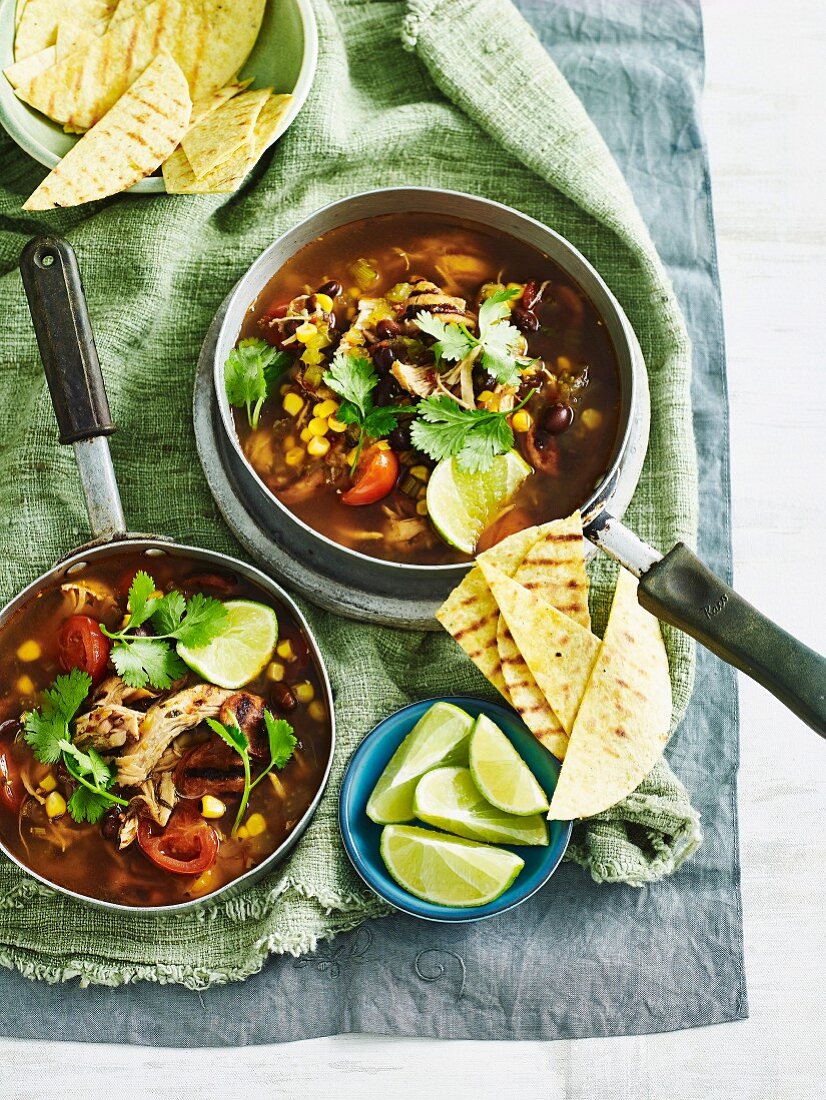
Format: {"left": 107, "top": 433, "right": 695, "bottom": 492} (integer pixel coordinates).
{"left": 0, "top": 0, "right": 700, "bottom": 988}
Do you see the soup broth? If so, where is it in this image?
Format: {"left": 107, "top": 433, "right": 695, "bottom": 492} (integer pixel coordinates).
{"left": 232, "top": 213, "right": 621, "bottom": 564}
{"left": 0, "top": 552, "right": 331, "bottom": 907}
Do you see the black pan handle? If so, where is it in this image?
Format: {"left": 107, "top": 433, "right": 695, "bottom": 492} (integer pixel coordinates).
{"left": 639, "top": 543, "right": 826, "bottom": 737}
{"left": 19, "top": 236, "right": 114, "bottom": 444}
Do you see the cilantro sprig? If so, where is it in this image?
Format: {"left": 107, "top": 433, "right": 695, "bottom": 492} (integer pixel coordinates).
{"left": 411, "top": 390, "right": 534, "bottom": 474}
{"left": 207, "top": 711, "right": 297, "bottom": 835}
{"left": 322, "top": 352, "right": 400, "bottom": 472}
{"left": 415, "top": 287, "right": 527, "bottom": 386}
{"left": 22, "top": 669, "right": 128, "bottom": 825}
{"left": 225, "top": 338, "right": 292, "bottom": 430}
{"left": 101, "top": 572, "right": 228, "bottom": 690}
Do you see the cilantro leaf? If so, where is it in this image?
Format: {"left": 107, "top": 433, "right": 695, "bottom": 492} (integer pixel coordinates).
{"left": 224, "top": 338, "right": 290, "bottom": 430}
{"left": 323, "top": 353, "right": 378, "bottom": 420}
{"left": 173, "top": 593, "right": 227, "bottom": 648}
{"left": 264, "top": 712, "right": 297, "bottom": 770}
{"left": 22, "top": 669, "right": 92, "bottom": 765}
{"left": 478, "top": 286, "right": 521, "bottom": 332}
{"left": 60, "top": 732, "right": 127, "bottom": 823}
{"left": 323, "top": 353, "right": 399, "bottom": 472}
{"left": 410, "top": 395, "right": 519, "bottom": 474}
{"left": 59, "top": 739, "right": 111, "bottom": 789}
{"left": 413, "top": 312, "right": 474, "bottom": 364}
{"left": 206, "top": 718, "right": 252, "bottom": 833}
{"left": 110, "top": 637, "right": 188, "bottom": 690}
{"left": 149, "top": 590, "right": 186, "bottom": 636}
{"left": 206, "top": 717, "right": 250, "bottom": 756}
{"left": 362, "top": 405, "right": 401, "bottom": 440}
{"left": 126, "top": 571, "right": 161, "bottom": 631}
{"left": 67, "top": 785, "right": 112, "bottom": 825}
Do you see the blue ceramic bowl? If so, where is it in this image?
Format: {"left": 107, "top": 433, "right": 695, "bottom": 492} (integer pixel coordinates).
{"left": 339, "top": 696, "right": 572, "bottom": 923}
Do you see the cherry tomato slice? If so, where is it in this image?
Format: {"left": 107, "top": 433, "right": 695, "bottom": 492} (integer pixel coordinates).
{"left": 57, "top": 614, "right": 111, "bottom": 683}
{"left": 0, "top": 751, "right": 24, "bottom": 814}
{"left": 137, "top": 802, "right": 219, "bottom": 875}
{"left": 341, "top": 446, "right": 399, "bottom": 506}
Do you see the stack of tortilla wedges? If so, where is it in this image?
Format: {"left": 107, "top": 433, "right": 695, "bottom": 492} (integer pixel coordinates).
{"left": 6, "top": 0, "right": 292, "bottom": 208}
{"left": 437, "top": 513, "right": 673, "bottom": 821}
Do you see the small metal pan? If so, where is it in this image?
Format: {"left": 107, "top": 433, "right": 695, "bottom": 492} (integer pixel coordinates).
{"left": 0, "top": 236, "right": 336, "bottom": 913}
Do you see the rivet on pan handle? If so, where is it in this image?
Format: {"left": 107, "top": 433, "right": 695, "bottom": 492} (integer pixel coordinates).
{"left": 20, "top": 236, "right": 126, "bottom": 541}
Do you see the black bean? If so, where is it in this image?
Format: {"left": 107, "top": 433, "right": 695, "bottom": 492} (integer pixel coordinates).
{"left": 540, "top": 402, "right": 574, "bottom": 434}
{"left": 512, "top": 307, "right": 540, "bottom": 333}
{"left": 317, "top": 280, "right": 343, "bottom": 298}
{"left": 100, "top": 807, "right": 124, "bottom": 842}
{"left": 271, "top": 683, "right": 297, "bottom": 712}
{"left": 371, "top": 344, "right": 397, "bottom": 372}
{"left": 388, "top": 425, "right": 411, "bottom": 451}
{"left": 374, "top": 375, "right": 401, "bottom": 406}
{"left": 375, "top": 318, "right": 402, "bottom": 340}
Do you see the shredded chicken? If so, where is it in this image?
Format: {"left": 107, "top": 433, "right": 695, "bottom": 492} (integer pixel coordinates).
{"left": 391, "top": 361, "right": 437, "bottom": 398}
{"left": 60, "top": 580, "right": 119, "bottom": 622}
{"left": 404, "top": 277, "right": 474, "bottom": 327}
{"left": 116, "top": 684, "right": 233, "bottom": 788}
{"left": 118, "top": 772, "right": 178, "bottom": 849}
{"left": 74, "top": 677, "right": 159, "bottom": 752}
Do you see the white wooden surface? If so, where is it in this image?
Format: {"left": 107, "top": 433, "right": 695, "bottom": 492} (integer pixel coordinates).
{"left": 2, "top": 1, "right": 825, "bottom": 1096}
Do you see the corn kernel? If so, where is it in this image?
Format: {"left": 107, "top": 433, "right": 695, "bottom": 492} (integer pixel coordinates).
{"left": 39, "top": 773, "right": 57, "bottom": 793}
{"left": 376, "top": 440, "right": 390, "bottom": 451}
{"left": 16, "top": 675, "right": 35, "bottom": 696}
{"left": 282, "top": 391, "right": 305, "bottom": 417}
{"left": 511, "top": 409, "right": 533, "bottom": 433}
{"left": 347, "top": 285, "right": 360, "bottom": 299}
{"left": 327, "top": 416, "right": 347, "bottom": 433}
{"left": 16, "top": 640, "right": 41, "bottom": 662}
{"left": 307, "top": 417, "right": 328, "bottom": 437}
{"left": 416, "top": 499, "right": 429, "bottom": 516}
{"left": 201, "top": 795, "right": 226, "bottom": 819}
{"left": 277, "top": 639, "right": 295, "bottom": 661}
{"left": 45, "top": 791, "right": 66, "bottom": 819}
{"left": 313, "top": 399, "right": 339, "bottom": 419}
{"left": 283, "top": 434, "right": 296, "bottom": 451}
{"left": 308, "top": 700, "right": 326, "bottom": 722}
{"left": 236, "top": 825, "right": 250, "bottom": 840}
{"left": 556, "top": 355, "right": 572, "bottom": 371}
{"left": 307, "top": 436, "right": 331, "bottom": 458}
{"left": 245, "top": 813, "right": 267, "bottom": 837}
{"left": 279, "top": 383, "right": 291, "bottom": 396}
{"left": 300, "top": 427, "right": 313, "bottom": 443}
{"left": 190, "top": 868, "right": 216, "bottom": 895}
{"left": 409, "top": 465, "right": 430, "bottom": 482}
{"left": 580, "top": 408, "right": 603, "bottom": 431}
{"left": 477, "top": 390, "right": 494, "bottom": 404}
{"left": 285, "top": 446, "right": 305, "bottom": 467}
{"left": 345, "top": 447, "right": 359, "bottom": 465}
{"left": 314, "top": 293, "right": 334, "bottom": 312}
{"left": 294, "top": 681, "right": 315, "bottom": 704}
{"left": 267, "top": 660, "right": 286, "bottom": 682}
{"left": 295, "top": 322, "right": 317, "bottom": 344}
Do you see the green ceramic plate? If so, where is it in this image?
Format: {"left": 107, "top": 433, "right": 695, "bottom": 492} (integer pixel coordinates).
{"left": 0, "top": 0, "right": 317, "bottom": 195}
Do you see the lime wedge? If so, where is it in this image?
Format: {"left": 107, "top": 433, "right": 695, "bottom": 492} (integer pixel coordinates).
{"left": 366, "top": 702, "right": 474, "bottom": 824}
{"left": 414, "top": 766, "right": 548, "bottom": 846}
{"left": 426, "top": 451, "right": 532, "bottom": 555}
{"left": 177, "top": 599, "right": 278, "bottom": 690}
{"left": 380, "top": 824, "right": 524, "bottom": 908}
{"left": 468, "top": 714, "right": 549, "bottom": 816}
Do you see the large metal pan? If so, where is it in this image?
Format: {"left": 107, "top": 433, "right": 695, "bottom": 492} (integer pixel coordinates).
{"left": 0, "top": 236, "right": 336, "bottom": 913}
{"left": 212, "top": 188, "right": 825, "bottom": 736}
